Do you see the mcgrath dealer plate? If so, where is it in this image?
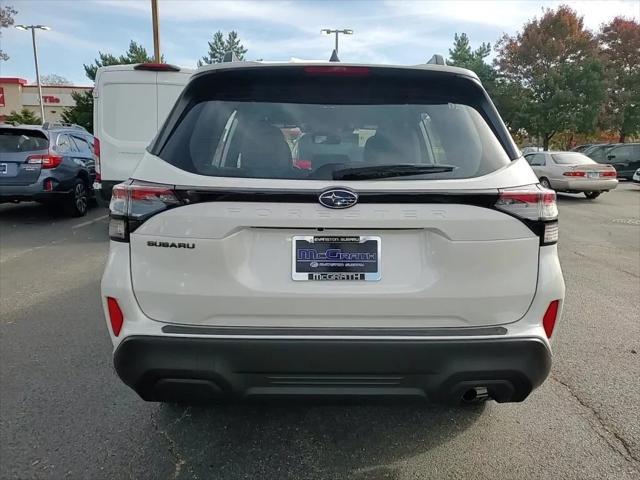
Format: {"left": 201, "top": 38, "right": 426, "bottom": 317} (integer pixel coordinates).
{"left": 292, "top": 235, "right": 381, "bottom": 281}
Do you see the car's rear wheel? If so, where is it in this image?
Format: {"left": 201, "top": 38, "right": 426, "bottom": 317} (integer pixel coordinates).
{"left": 584, "top": 191, "right": 600, "bottom": 200}
{"left": 539, "top": 177, "right": 552, "bottom": 189}
{"left": 65, "top": 179, "right": 89, "bottom": 217}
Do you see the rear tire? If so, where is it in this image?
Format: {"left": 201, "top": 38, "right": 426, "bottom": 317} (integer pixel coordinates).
{"left": 584, "top": 192, "right": 600, "bottom": 200}
{"left": 65, "top": 179, "right": 89, "bottom": 217}
{"left": 540, "top": 177, "right": 552, "bottom": 189}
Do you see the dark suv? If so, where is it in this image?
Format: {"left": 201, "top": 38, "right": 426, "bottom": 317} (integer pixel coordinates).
{"left": 0, "top": 122, "right": 96, "bottom": 216}
{"left": 584, "top": 143, "right": 640, "bottom": 180}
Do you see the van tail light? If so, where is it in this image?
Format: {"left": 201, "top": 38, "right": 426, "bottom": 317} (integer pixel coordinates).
{"left": 106, "top": 297, "right": 124, "bottom": 336}
{"left": 109, "top": 180, "right": 183, "bottom": 241}
{"left": 495, "top": 185, "right": 558, "bottom": 245}
{"left": 94, "top": 137, "right": 101, "bottom": 181}
{"left": 26, "top": 152, "right": 63, "bottom": 169}
{"left": 542, "top": 300, "right": 560, "bottom": 338}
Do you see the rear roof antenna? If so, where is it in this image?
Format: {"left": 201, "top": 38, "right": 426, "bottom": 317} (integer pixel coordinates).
{"left": 222, "top": 51, "right": 241, "bottom": 63}
{"left": 427, "top": 54, "right": 445, "bottom": 65}
{"left": 329, "top": 49, "right": 340, "bottom": 62}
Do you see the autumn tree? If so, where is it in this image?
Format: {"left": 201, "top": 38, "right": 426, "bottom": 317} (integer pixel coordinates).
{"left": 5, "top": 107, "right": 41, "bottom": 125}
{"left": 598, "top": 17, "right": 640, "bottom": 142}
{"left": 495, "top": 5, "right": 605, "bottom": 150}
{"left": 0, "top": 4, "right": 17, "bottom": 61}
{"left": 62, "top": 41, "right": 156, "bottom": 132}
{"left": 198, "top": 30, "right": 247, "bottom": 66}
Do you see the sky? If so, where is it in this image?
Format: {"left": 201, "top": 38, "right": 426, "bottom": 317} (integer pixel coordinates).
{"left": 1, "top": 0, "right": 639, "bottom": 86}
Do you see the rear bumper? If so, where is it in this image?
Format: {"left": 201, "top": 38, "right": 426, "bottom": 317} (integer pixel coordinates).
{"left": 551, "top": 178, "right": 618, "bottom": 192}
{"left": 113, "top": 334, "right": 552, "bottom": 404}
{"left": 0, "top": 174, "right": 75, "bottom": 202}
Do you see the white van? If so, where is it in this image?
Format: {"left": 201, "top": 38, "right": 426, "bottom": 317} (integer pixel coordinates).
{"left": 92, "top": 63, "right": 193, "bottom": 204}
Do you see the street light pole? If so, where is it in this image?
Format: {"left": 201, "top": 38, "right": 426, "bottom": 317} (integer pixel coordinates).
{"left": 151, "top": 0, "right": 161, "bottom": 63}
{"left": 15, "top": 24, "right": 50, "bottom": 124}
{"left": 321, "top": 28, "right": 353, "bottom": 55}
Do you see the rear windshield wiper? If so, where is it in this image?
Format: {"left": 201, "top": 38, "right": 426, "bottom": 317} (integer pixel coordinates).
{"left": 332, "top": 164, "right": 457, "bottom": 180}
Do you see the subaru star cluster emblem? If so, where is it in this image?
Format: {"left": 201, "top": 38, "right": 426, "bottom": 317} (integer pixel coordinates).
{"left": 318, "top": 188, "right": 359, "bottom": 209}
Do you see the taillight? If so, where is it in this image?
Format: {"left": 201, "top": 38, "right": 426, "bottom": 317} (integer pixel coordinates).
{"left": 26, "top": 153, "right": 63, "bottom": 169}
{"left": 94, "top": 137, "right": 101, "bottom": 181}
{"left": 109, "top": 180, "right": 183, "bottom": 241}
{"left": 106, "top": 297, "right": 124, "bottom": 336}
{"left": 542, "top": 300, "right": 560, "bottom": 338}
{"left": 495, "top": 185, "right": 558, "bottom": 245}
{"left": 563, "top": 171, "right": 586, "bottom": 177}
{"left": 600, "top": 170, "right": 617, "bottom": 177}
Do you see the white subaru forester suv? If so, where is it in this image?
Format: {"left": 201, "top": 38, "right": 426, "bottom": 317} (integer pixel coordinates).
{"left": 101, "top": 61, "right": 565, "bottom": 405}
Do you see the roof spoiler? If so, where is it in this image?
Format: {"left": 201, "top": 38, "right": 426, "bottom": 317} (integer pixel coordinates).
{"left": 329, "top": 49, "right": 340, "bottom": 62}
{"left": 427, "top": 54, "right": 445, "bottom": 65}
{"left": 222, "top": 51, "right": 242, "bottom": 63}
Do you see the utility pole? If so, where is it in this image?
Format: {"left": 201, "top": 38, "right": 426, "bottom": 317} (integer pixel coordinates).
{"left": 15, "top": 24, "right": 50, "bottom": 124}
{"left": 151, "top": 0, "right": 161, "bottom": 62}
{"left": 321, "top": 28, "right": 353, "bottom": 55}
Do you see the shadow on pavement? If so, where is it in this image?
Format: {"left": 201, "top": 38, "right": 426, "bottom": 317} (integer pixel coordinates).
{"left": 154, "top": 400, "right": 485, "bottom": 478}
{"left": 0, "top": 200, "right": 105, "bottom": 223}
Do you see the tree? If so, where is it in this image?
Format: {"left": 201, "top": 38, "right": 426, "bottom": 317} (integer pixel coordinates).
{"left": 198, "top": 30, "right": 247, "bottom": 66}
{"left": 495, "top": 5, "right": 605, "bottom": 150}
{"left": 598, "top": 17, "right": 640, "bottom": 142}
{"left": 40, "top": 74, "right": 72, "bottom": 86}
{"left": 447, "top": 33, "right": 495, "bottom": 86}
{"left": 5, "top": 108, "right": 41, "bottom": 125}
{"left": 0, "top": 4, "right": 17, "bottom": 61}
{"left": 62, "top": 41, "right": 156, "bottom": 132}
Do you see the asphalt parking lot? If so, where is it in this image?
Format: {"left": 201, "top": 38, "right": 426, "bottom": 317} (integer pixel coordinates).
{"left": 1, "top": 184, "right": 639, "bottom": 480}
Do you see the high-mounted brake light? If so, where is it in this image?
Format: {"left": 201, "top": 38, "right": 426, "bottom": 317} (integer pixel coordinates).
{"left": 109, "top": 181, "right": 183, "bottom": 241}
{"left": 304, "top": 66, "right": 370, "bottom": 76}
{"left": 26, "top": 153, "right": 62, "bottom": 169}
{"left": 106, "top": 297, "right": 124, "bottom": 336}
{"left": 134, "top": 63, "right": 180, "bottom": 72}
{"left": 495, "top": 185, "right": 558, "bottom": 245}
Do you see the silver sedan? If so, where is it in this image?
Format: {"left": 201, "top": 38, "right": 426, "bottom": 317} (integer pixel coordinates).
{"left": 525, "top": 151, "right": 618, "bottom": 200}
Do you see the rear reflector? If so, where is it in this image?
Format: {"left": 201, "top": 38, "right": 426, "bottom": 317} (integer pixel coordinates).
{"left": 542, "top": 300, "right": 560, "bottom": 338}
{"left": 304, "top": 66, "right": 370, "bottom": 76}
{"left": 134, "top": 63, "right": 180, "bottom": 72}
{"left": 106, "top": 297, "right": 124, "bottom": 336}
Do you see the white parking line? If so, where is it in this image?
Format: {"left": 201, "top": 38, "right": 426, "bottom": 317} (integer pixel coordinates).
{"left": 72, "top": 214, "right": 109, "bottom": 229}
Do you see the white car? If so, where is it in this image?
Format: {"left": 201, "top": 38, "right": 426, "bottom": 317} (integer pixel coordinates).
{"left": 101, "top": 61, "right": 565, "bottom": 405}
{"left": 525, "top": 151, "right": 618, "bottom": 199}
{"left": 633, "top": 168, "right": 640, "bottom": 184}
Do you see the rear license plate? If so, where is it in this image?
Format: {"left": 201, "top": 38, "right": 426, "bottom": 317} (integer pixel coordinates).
{"left": 0, "top": 163, "right": 7, "bottom": 174}
{"left": 292, "top": 235, "right": 381, "bottom": 281}
{"left": 588, "top": 172, "right": 599, "bottom": 178}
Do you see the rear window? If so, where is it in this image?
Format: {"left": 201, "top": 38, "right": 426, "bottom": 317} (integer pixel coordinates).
{"left": 551, "top": 153, "right": 596, "bottom": 165}
{"left": 156, "top": 67, "right": 512, "bottom": 181}
{"left": 0, "top": 129, "right": 48, "bottom": 153}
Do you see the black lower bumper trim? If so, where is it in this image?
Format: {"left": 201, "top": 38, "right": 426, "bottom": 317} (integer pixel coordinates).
{"left": 114, "top": 335, "right": 551, "bottom": 404}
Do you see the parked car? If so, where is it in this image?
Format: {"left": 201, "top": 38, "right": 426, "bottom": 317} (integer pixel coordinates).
{"left": 102, "top": 60, "right": 565, "bottom": 405}
{"left": 521, "top": 146, "right": 543, "bottom": 156}
{"left": 584, "top": 143, "right": 640, "bottom": 179}
{"left": 525, "top": 151, "right": 617, "bottom": 199}
{"left": 0, "top": 122, "right": 96, "bottom": 216}
{"left": 633, "top": 168, "right": 640, "bottom": 184}
{"left": 570, "top": 144, "right": 595, "bottom": 153}
{"left": 92, "top": 63, "right": 193, "bottom": 206}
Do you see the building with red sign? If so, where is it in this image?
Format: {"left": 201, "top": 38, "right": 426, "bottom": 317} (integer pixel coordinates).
{"left": 0, "top": 77, "right": 92, "bottom": 123}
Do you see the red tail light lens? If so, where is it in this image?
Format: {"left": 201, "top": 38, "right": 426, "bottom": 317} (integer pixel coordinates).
{"left": 600, "top": 170, "right": 617, "bottom": 177}
{"left": 26, "top": 153, "right": 63, "bottom": 169}
{"left": 495, "top": 186, "right": 558, "bottom": 245}
{"left": 293, "top": 159, "right": 313, "bottom": 170}
{"left": 94, "top": 137, "right": 101, "bottom": 180}
{"left": 106, "top": 297, "right": 124, "bottom": 336}
{"left": 109, "top": 181, "right": 183, "bottom": 241}
{"left": 563, "top": 171, "right": 586, "bottom": 177}
{"left": 304, "top": 66, "right": 370, "bottom": 76}
{"left": 542, "top": 300, "right": 560, "bottom": 338}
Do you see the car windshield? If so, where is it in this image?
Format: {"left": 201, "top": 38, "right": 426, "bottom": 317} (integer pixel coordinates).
{"left": 158, "top": 101, "right": 511, "bottom": 181}
{"left": 0, "top": 129, "right": 49, "bottom": 153}
{"left": 551, "top": 152, "right": 597, "bottom": 165}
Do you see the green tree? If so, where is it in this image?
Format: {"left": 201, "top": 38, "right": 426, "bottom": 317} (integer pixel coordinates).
{"left": 62, "top": 41, "right": 156, "bottom": 132}
{"left": 198, "top": 30, "right": 247, "bottom": 66}
{"left": 5, "top": 107, "right": 41, "bottom": 125}
{"left": 495, "top": 5, "right": 605, "bottom": 150}
{"left": 0, "top": 4, "right": 18, "bottom": 61}
{"left": 447, "top": 33, "right": 495, "bottom": 86}
{"left": 598, "top": 17, "right": 640, "bottom": 142}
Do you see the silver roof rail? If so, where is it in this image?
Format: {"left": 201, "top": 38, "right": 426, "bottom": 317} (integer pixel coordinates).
{"left": 427, "top": 54, "right": 446, "bottom": 65}
{"left": 42, "top": 121, "right": 88, "bottom": 132}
